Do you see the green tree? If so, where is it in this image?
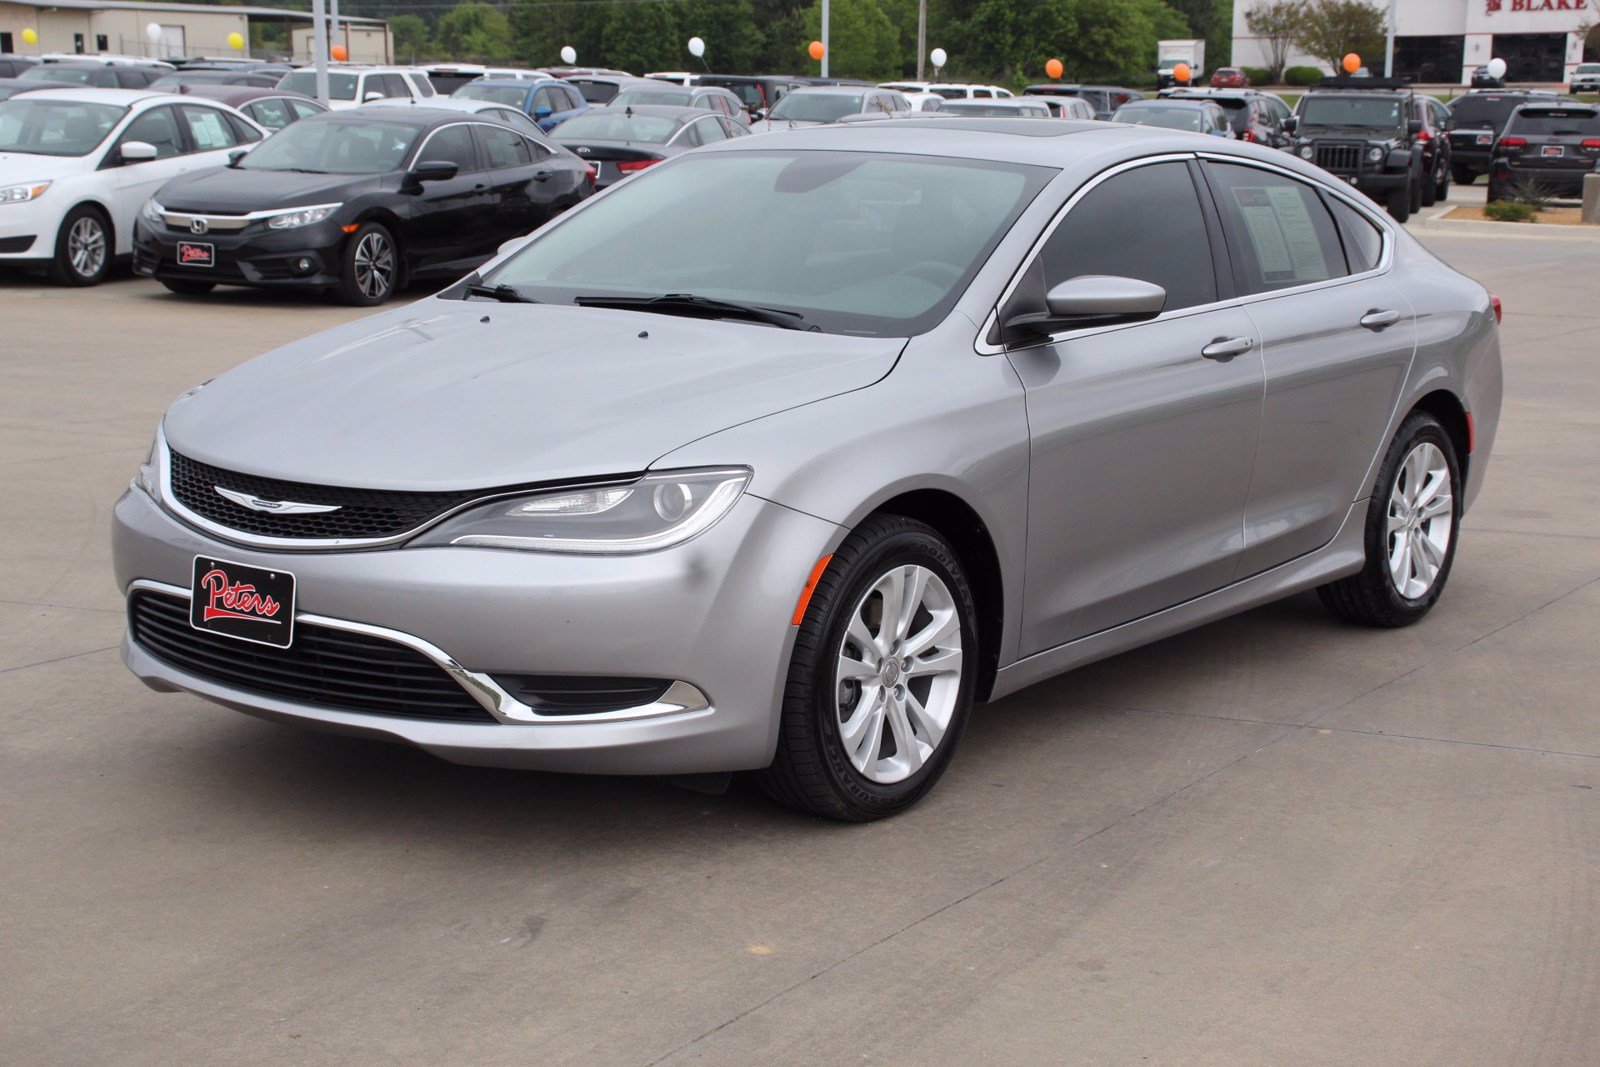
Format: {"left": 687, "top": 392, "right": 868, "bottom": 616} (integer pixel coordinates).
{"left": 601, "top": 0, "right": 680, "bottom": 72}
{"left": 436, "top": 0, "right": 513, "bottom": 60}
{"left": 1292, "top": 0, "right": 1383, "bottom": 73}
{"left": 389, "top": 14, "right": 432, "bottom": 61}
{"left": 952, "top": 0, "right": 1076, "bottom": 84}
{"left": 1245, "top": 1, "right": 1303, "bottom": 82}
{"left": 679, "top": 0, "right": 765, "bottom": 72}
{"left": 800, "top": 0, "right": 900, "bottom": 79}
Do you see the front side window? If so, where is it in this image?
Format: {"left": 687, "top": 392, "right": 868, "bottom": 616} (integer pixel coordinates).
{"left": 119, "top": 106, "right": 183, "bottom": 159}
{"left": 1205, "top": 162, "right": 1348, "bottom": 293}
{"left": 693, "top": 117, "right": 726, "bottom": 143}
{"left": 421, "top": 123, "right": 479, "bottom": 170}
{"left": 0, "top": 99, "right": 125, "bottom": 156}
{"left": 485, "top": 150, "right": 1053, "bottom": 337}
{"left": 1034, "top": 161, "right": 1217, "bottom": 312}
{"left": 239, "top": 119, "right": 418, "bottom": 174}
{"left": 180, "top": 105, "right": 242, "bottom": 152}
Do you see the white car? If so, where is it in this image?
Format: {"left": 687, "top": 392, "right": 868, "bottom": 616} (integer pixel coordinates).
{"left": 902, "top": 91, "right": 946, "bottom": 112}
{"left": 0, "top": 88, "right": 267, "bottom": 285}
{"left": 926, "top": 83, "right": 1014, "bottom": 101}
{"left": 276, "top": 66, "right": 435, "bottom": 111}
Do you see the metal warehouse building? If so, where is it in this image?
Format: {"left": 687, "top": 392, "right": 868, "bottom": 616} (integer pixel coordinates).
{"left": 1232, "top": 0, "right": 1595, "bottom": 84}
{"left": 0, "top": 0, "right": 391, "bottom": 64}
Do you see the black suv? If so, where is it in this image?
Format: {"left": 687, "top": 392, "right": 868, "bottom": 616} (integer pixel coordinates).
{"left": 1289, "top": 78, "right": 1429, "bottom": 222}
{"left": 1486, "top": 102, "right": 1600, "bottom": 202}
{"left": 1446, "top": 89, "right": 1568, "bottom": 185}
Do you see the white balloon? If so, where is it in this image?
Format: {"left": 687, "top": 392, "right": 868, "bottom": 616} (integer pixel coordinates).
{"left": 929, "top": 47, "right": 947, "bottom": 69}
{"left": 1486, "top": 57, "right": 1507, "bottom": 80}
{"left": 688, "top": 36, "right": 705, "bottom": 58}
{"left": 560, "top": 45, "right": 577, "bottom": 65}
{"left": 145, "top": 22, "right": 163, "bottom": 43}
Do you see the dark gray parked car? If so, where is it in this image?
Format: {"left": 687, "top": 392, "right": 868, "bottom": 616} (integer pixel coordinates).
{"left": 115, "top": 118, "right": 1503, "bottom": 821}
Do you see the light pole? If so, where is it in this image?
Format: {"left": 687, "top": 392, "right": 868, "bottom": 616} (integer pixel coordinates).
{"left": 821, "top": 0, "right": 829, "bottom": 78}
{"left": 916, "top": 0, "right": 927, "bottom": 81}
{"left": 1384, "top": 0, "right": 1396, "bottom": 77}
{"left": 311, "top": 0, "right": 329, "bottom": 104}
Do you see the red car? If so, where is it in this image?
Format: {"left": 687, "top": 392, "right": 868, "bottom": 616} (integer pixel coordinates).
{"left": 1210, "top": 67, "right": 1251, "bottom": 89}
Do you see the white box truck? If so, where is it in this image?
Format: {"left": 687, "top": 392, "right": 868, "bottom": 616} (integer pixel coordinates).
{"left": 1157, "top": 39, "right": 1206, "bottom": 89}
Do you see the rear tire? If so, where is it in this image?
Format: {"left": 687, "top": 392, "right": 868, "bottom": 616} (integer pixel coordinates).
{"left": 758, "top": 515, "right": 978, "bottom": 822}
{"left": 336, "top": 222, "right": 399, "bottom": 306}
{"left": 159, "top": 278, "right": 215, "bottom": 296}
{"left": 1434, "top": 163, "right": 1450, "bottom": 202}
{"left": 1420, "top": 168, "right": 1438, "bottom": 207}
{"left": 49, "top": 205, "right": 111, "bottom": 286}
{"left": 1452, "top": 164, "right": 1476, "bottom": 186}
{"left": 1317, "top": 411, "right": 1461, "bottom": 628}
{"left": 1408, "top": 167, "right": 1424, "bottom": 213}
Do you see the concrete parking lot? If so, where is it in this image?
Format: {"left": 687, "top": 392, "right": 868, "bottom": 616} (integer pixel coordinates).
{"left": 3, "top": 183, "right": 1598, "bottom": 1063}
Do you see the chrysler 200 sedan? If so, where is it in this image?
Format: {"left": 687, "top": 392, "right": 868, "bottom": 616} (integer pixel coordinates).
{"left": 113, "top": 119, "right": 1503, "bottom": 821}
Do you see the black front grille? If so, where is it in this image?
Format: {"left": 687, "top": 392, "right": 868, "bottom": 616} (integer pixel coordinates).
{"left": 167, "top": 450, "right": 486, "bottom": 541}
{"left": 1315, "top": 142, "right": 1363, "bottom": 173}
{"left": 129, "top": 591, "right": 497, "bottom": 722}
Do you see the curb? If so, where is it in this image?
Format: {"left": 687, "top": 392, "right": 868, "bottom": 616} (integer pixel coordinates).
{"left": 1408, "top": 206, "right": 1600, "bottom": 241}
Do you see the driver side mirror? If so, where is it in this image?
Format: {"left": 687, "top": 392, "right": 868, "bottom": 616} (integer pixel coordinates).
{"left": 1282, "top": 115, "right": 1298, "bottom": 133}
{"left": 1407, "top": 118, "right": 1423, "bottom": 136}
{"left": 1006, "top": 275, "right": 1167, "bottom": 337}
{"left": 407, "top": 160, "right": 458, "bottom": 184}
{"left": 364, "top": 90, "right": 385, "bottom": 102}
{"left": 533, "top": 106, "right": 552, "bottom": 119}
{"left": 119, "top": 140, "right": 158, "bottom": 163}
{"left": 751, "top": 107, "right": 768, "bottom": 121}
{"left": 227, "top": 147, "right": 251, "bottom": 167}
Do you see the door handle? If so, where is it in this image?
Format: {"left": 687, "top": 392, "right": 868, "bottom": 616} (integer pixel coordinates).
{"left": 1201, "top": 336, "right": 1254, "bottom": 361}
{"left": 1360, "top": 308, "right": 1402, "bottom": 330}
{"left": 531, "top": 169, "right": 552, "bottom": 182}
{"left": 473, "top": 183, "right": 489, "bottom": 192}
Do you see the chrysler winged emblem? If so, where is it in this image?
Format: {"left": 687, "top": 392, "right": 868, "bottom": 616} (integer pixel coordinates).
{"left": 215, "top": 486, "right": 341, "bottom": 515}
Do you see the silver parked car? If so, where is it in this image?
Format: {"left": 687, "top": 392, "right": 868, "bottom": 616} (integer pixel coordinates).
{"left": 114, "top": 118, "right": 1503, "bottom": 821}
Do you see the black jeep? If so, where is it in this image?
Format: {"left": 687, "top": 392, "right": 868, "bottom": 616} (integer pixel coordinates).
{"left": 1288, "top": 77, "right": 1428, "bottom": 222}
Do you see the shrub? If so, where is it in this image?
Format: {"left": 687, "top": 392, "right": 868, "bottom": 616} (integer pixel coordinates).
{"left": 1240, "top": 66, "right": 1272, "bottom": 85}
{"left": 1506, "top": 173, "right": 1557, "bottom": 209}
{"left": 1483, "top": 200, "right": 1537, "bottom": 223}
{"left": 1285, "top": 65, "right": 1325, "bottom": 86}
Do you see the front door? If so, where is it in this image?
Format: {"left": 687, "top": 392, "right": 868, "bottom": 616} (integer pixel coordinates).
{"left": 404, "top": 122, "right": 487, "bottom": 269}
{"left": 1005, "top": 159, "right": 1265, "bottom": 653}
{"left": 102, "top": 105, "right": 191, "bottom": 252}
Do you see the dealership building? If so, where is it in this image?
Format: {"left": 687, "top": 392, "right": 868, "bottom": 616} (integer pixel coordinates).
{"left": 1232, "top": 0, "right": 1596, "bottom": 84}
{"left": 0, "top": 0, "right": 391, "bottom": 64}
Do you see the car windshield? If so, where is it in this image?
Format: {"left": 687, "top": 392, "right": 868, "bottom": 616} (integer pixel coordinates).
{"left": 240, "top": 118, "right": 418, "bottom": 174}
{"left": 483, "top": 150, "right": 1052, "bottom": 337}
{"left": 611, "top": 89, "right": 692, "bottom": 107}
{"left": 19, "top": 65, "right": 95, "bottom": 84}
{"left": 1578, "top": 64, "right": 1600, "bottom": 73}
{"left": 1507, "top": 109, "right": 1600, "bottom": 136}
{"left": 1300, "top": 96, "right": 1401, "bottom": 128}
{"left": 554, "top": 111, "right": 678, "bottom": 143}
{"left": 1112, "top": 104, "right": 1205, "bottom": 131}
{"left": 0, "top": 99, "right": 126, "bottom": 156}
{"left": 455, "top": 84, "right": 528, "bottom": 106}
{"left": 279, "top": 71, "right": 358, "bottom": 101}
{"left": 769, "top": 93, "right": 864, "bottom": 122}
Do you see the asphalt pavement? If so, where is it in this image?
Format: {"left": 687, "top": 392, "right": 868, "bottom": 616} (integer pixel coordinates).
{"left": 2, "top": 185, "right": 1597, "bottom": 1063}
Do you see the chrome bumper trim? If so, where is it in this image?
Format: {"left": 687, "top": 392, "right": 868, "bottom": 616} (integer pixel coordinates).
{"left": 126, "top": 578, "right": 711, "bottom": 726}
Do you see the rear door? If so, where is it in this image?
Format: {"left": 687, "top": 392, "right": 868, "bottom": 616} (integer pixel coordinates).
{"left": 1201, "top": 159, "right": 1417, "bottom": 576}
{"left": 1004, "top": 158, "right": 1264, "bottom": 650}
{"left": 473, "top": 122, "right": 563, "bottom": 244}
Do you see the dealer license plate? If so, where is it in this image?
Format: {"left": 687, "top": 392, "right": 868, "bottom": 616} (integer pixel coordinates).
{"left": 1542, "top": 145, "right": 1564, "bottom": 158}
{"left": 177, "top": 241, "right": 215, "bottom": 268}
{"left": 190, "top": 556, "right": 295, "bottom": 648}
{"left": 1476, "top": 133, "right": 1493, "bottom": 145}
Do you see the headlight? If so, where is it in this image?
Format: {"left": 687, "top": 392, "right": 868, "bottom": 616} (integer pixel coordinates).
{"left": 1367, "top": 146, "right": 1385, "bottom": 163}
{"left": 264, "top": 203, "right": 341, "bottom": 230}
{"left": 1298, "top": 145, "right": 1314, "bottom": 159}
{"left": 141, "top": 197, "right": 163, "bottom": 224}
{"left": 427, "top": 468, "right": 752, "bottom": 554}
{"left": 0, "top": 181, "right": 50, "bottom": 204}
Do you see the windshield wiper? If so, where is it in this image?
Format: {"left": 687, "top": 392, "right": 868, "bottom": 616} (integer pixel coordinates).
{"left": 573, "top": 293, "right": 812, "bottom": 331}
{"left": 467, "top": 282, "right": 539, "bottom": 303}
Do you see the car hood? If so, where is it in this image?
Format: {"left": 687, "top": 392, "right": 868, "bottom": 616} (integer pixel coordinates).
{"left": 162, "top": 299, "right": 906, "bottom": 491}
{"left": 155, "top": 165, "right": 375, "bottom": 213}
{"left": 0, "top": 151, "right": 91, "bottom": 180}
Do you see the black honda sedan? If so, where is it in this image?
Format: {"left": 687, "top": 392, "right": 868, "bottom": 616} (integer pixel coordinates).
{"left": 132, "top": 108, "right": 592, "bottom": 304}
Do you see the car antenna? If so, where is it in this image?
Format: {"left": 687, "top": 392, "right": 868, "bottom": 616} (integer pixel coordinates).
{"left": 625, "top": 105, "right": 633, "bottom": 117}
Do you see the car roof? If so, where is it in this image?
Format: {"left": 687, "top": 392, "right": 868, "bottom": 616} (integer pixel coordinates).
{"left": 13, "top": 87, "right": 173, "bottom": 106}
{"left": 310, "top": 106, "right": 482, "bottom": 128}
{"left": 177, "top": 85, "right": 314, "bottom": 105}
{"left": 574, "top": 103, "right": 709, "bottom": 122}
{"left": 1121, "top": 98, "right": 1213, "bottom": 108}
{"left": 783, "top": 85, "right": 874, "bottom": 97}
{"left": 470, "top": 78, "right": 555, "bottom": 88}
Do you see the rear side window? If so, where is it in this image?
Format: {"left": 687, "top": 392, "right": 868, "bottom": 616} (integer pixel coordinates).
{"left": 1206, "top": 162, "right": 1347, "bottom": 293}
{"left": 406, "top": 72, "right": 435, "bottom": 97}
{"left": 246, "top": 98, "right": 292, "bottom": 129}
{"left": 476, "top": 124, "right": 533, "bottom": 168}
{"left": 1326, "top": 195, "right": 1384, "bottom": 274}
{"left": 1038, "top": 161, "right": 1217, "bottom": 311}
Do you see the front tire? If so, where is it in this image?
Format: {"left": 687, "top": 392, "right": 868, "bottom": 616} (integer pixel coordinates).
{"left": 336, "top": 222, "right": 398, "bottom": 306}
{"left": 758, "top": 515, "right": 978, "bottom": 821}
{"left": 1317, "top": 411, "right": 1461, "bottom": 628}
{"left": 49, "top": 205, "right": 111, "bottom": 286}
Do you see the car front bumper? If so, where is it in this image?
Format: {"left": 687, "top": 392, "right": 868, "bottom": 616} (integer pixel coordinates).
{"left": 131, "top": 217, "right": 346, "bottom": 290}
{"left": 0, "top": 196, "right": 61, "bottom": 262}
{"left": 113, "top": 483, "right": 843, "bottom": 774}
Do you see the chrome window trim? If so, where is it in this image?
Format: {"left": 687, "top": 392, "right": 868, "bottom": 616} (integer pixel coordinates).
{"left": 974, "top": 150, "right": 1395, "bottom": 355}
{"left": 410, "top": 120, "right": 484, "bottom": 170}
{"left": 126, "top": 578, "right": 710, "bottom": 725}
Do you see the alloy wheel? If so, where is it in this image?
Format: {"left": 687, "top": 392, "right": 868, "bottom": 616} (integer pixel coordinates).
{"left": 68, "top": 216, "right": 106, "bottom": 279}
{"left": 834, "top": 564, "right": 963, "bottom": 784}
{"left": 353, "top": 232, "right": 395, "bottom": 300}
{"left": 1386, "top": 441, "right": 1454, "bottom": 599}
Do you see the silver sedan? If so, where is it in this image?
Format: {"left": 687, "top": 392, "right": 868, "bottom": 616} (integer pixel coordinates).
{"left": 114, "top": 118, "right": 1503, "bottom": 821}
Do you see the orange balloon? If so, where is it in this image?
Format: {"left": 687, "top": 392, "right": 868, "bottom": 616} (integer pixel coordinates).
{"left": 1173, "top": 62, "right": 1190, "bottom": 83}
{"left": 331, "top": 43, "right": 348, "bottom": 62}
{"left": 1342, "top": 52, "right": 1360, "bottom": 73}
{"left": 1045, "top": 57, "right": 1064, "bottom": 80}
{"left": 808, "top": 39, "right": 825, "bottom": 61}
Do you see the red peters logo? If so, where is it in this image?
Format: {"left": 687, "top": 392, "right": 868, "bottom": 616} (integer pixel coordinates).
{"left": 199, "top": 568, "right": 283, "bottom": 624}
{"left": 178, "top": 244, "right": 212, "bottom": 264}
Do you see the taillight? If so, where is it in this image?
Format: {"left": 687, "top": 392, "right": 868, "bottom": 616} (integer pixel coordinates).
{"left": 583, "top": 163, "right": 597, "bottom": 184}
{"left": 1490, "top": 293, "right": 1502, "bottom": 325}
{"left": 1239, "top": 129, "right": 1256, "bottom": 142}
{"left": 614, "top": 159, "right": 661, "bottom": 173}
{"left": 1415, "top": 128, "right": 1431, "bottom": 141}
{"left": 1498, "top": 136, "right": 1527, "bottom": 149}
{"left": 1582, "top": 139, "right": 1600, "bottom": 150}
